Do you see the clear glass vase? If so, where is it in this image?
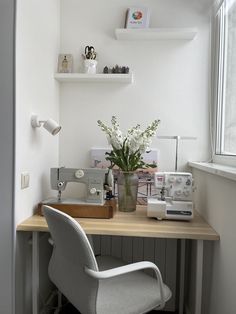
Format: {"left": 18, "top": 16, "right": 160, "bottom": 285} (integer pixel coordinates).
{"left": 117, "top": 171, "right": 139, "bottom": 212}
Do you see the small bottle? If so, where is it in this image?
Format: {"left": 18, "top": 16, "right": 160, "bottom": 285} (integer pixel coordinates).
{"left": 62, "top": 56, "right": 68, "bottom": 72}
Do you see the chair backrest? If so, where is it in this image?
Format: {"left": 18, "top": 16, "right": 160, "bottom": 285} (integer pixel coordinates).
{"left": 43, "top": 206, "right": 99, "bottom": 314}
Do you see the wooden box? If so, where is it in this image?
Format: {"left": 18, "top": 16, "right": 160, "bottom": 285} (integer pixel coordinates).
{"left": 37, "top": 199, "right": 116, "bottom": 219}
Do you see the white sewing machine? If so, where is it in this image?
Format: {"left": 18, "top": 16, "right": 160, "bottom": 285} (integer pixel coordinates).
{"left": 147, "top": 172, "right": 193, "bottom": 221}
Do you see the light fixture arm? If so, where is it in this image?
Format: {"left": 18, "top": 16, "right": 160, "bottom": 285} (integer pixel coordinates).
{"left": 31, "top": 114, "right": 42, "bottom": 128}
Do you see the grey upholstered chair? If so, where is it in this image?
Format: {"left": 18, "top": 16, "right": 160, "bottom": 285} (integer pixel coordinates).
{"left": 43, "top": 205, "right": 172, "bottom": 314}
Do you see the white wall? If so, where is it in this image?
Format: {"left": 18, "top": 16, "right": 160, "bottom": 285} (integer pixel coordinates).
{"left": 13, "top": 0, "right": 213, "bottom": 312}
{"left": 59, "top": 0, "right": 211, "bottom": 199}
{"left": 15, "top": 1, "right": 60, "bottom": 313}
{"left": 15, "top": 0, "right": 60, "bottom": 224}
{"left": 58, "top": 2, "right": 212, "bottom": 310}
{"left": 188, "top": 169, "right": 236, "bottom": 314}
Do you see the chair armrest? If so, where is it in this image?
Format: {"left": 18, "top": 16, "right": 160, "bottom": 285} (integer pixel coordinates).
{"left": 85, "top": 261, "right": 165, "bottom": 307}
{"left": 85, "top": 261, "right": 160, "bottom": 280}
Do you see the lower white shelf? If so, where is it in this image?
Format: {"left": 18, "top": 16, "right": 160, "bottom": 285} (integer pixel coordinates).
{"left": 54, "top": 73, "right": 133, "bottom": 83}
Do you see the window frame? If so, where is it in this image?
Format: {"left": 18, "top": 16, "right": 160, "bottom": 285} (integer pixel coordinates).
{"left": 212, "top": 0, "right": 236, "bottom": 166}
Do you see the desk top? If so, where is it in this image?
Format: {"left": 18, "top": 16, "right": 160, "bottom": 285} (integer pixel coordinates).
{"left": 17, "top": 206, "right": 219, "bottom": 241}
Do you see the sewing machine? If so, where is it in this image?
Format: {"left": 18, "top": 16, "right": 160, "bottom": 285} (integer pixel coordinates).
{"left": 38, "top": 167, "right": 115, "bottom": 218}
{"left": 147, "top": 172, "right": 193, "bottom": 221}
{"left": 50, "top": 167, "right": 113, "bottom": 204}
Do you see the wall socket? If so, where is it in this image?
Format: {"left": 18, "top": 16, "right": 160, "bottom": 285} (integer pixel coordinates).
{"left": 21, "top": 172, "right": 30, "bottom": 189}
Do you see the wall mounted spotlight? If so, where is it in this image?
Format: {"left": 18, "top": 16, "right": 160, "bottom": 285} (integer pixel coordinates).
{"left": 31, "top": 114, "right": 61, "bottom": 135}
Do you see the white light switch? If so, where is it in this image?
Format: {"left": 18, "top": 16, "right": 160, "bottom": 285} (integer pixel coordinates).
{"left": 21, "top": 172, "right": 30, "bottom": 189}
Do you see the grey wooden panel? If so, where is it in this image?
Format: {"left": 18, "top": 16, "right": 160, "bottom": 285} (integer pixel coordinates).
{"left": 92, "top": 235, "right": 101, "bottom": 256}
{"left": 132, "top": 237, "right": 144, "bottom": 262}
{"left": 122, "top": 236, "right": 133, "bottom": 263}
{"left": 155, "top": 239, "right": 166, "bottom": 278}
{"left": 111, "top": 236, "right": 122, "bottom": 258}
{"left": 165, "top": 239, "right": 177, "bottom": 311}
{"left": 101, "top": 235, "right": 112, "bottom": 255}
{"left": 143, "top": 238, "right": 155, "bottom": 276}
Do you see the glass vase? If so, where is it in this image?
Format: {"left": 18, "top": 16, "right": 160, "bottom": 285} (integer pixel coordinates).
{"left": 117, "top": 171, "right": 139, "bottom": 212}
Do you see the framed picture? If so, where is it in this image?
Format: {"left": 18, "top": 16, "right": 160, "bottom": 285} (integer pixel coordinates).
{"left": 90, "top": 148, "right": 111, "bottom": 169}
{"left": 57, "top": 54, "right": 73, "bottom": 73}
{"left": 125, "top": 7, "right": 150, "bottom": 29}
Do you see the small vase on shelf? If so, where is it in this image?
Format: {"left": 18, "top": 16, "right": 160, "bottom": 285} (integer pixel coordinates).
{"left": 83, "top": 45, "right": 97, "bottom": 74}
{"left": 117, "top": 171, "right": 139, "bottom": 212}
{"left": 84, "top": 59, "right": 97, "bottom": 74}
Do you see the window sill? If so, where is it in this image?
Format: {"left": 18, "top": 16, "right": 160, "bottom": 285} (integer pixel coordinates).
{"left": 188, "top": 161, "right": 236, "bottom": 182}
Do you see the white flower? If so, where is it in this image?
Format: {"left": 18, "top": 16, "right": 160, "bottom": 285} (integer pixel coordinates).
{"left": 127, "top": 128, "right": 153, "bottom": 154}
{"left": 127, "top": 129, "right": 142, "bottom": 153}
{"left": 106, "top": 135, "right": 111, "bottom": 145}
{"left": 98, "top": 116, "right": 160, "bottom": 171}
{"left": 110, "top": 129, "right": 123, "bottom": 149}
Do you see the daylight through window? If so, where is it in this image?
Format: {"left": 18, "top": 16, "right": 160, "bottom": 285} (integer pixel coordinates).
{"left": 215, "top": 0, "right": 236, "bottom": 156}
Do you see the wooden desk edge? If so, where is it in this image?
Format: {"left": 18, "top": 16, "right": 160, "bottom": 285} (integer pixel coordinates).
{"left": 17, "top": 209, "right": 220, "bottom": 241}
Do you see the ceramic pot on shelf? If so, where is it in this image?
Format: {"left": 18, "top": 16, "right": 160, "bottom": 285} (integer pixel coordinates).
{"left": 84, "top": 59, "right": 97, "bottom": 74}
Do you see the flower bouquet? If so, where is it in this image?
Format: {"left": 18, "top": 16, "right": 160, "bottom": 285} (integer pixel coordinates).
{"left": 97, "top": 116, "right": 160, "bottom": 211}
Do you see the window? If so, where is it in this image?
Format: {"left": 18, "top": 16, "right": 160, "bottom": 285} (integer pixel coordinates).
{"left": 214, "top": 0, "right": 236, "bottom": 162}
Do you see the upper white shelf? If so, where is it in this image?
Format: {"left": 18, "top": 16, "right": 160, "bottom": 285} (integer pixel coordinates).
{"left": 54, "top": 73, "right": 133, "bottom": 83}
{"left": 115, "top": 28, "right": 198, "bottom": 40}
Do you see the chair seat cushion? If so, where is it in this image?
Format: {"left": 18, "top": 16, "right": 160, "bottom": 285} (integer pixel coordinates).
{"left": 96, "top": 256, "right": 171, "bottom": 314}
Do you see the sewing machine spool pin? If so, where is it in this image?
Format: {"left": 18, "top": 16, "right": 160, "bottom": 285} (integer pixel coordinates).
{"left": 160, "top": 187, "right": 166, "bottom": 201}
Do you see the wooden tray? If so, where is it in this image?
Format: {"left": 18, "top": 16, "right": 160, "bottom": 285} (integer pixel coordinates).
{"left": 37, "top": 199, "right": 116, "bottom": 219}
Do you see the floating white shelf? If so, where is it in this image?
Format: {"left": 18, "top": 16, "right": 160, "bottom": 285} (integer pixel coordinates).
{"left": 115, "top": 28, "right": 198, "bottom": 40}
{"left": 54, "top": 73, "right": 133, "bottom": 83}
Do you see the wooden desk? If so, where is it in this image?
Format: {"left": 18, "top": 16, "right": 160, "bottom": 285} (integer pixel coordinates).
{"left": 17, "top": 206, "right": 219, "bottom": 314}
{"left": 17, "top": 206, "right": 219, "bottom": 240}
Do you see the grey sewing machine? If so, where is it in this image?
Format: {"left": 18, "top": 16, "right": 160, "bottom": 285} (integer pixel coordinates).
{"left": 50, "top": 167, "right": 113, "bottom": 205}
{"left": 38, "top": 167, "right": 115, "bottom": 219}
